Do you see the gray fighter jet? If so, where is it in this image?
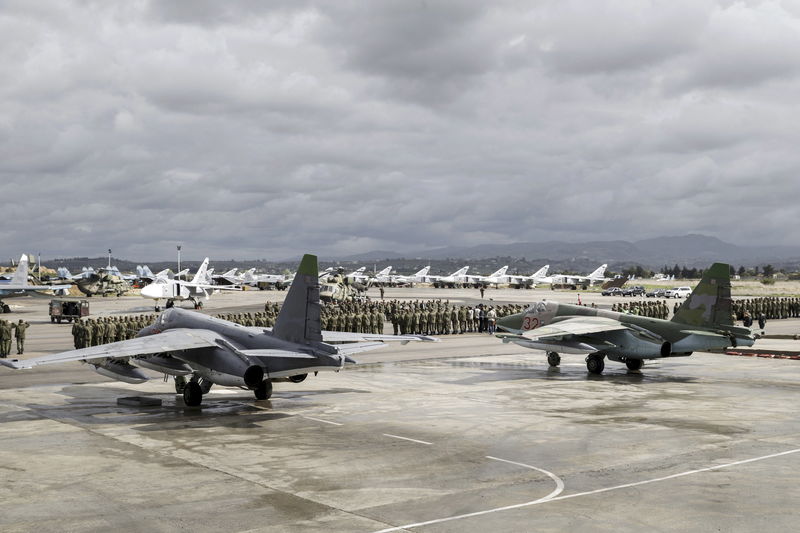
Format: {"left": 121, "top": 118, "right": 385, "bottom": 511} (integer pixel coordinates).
{"left": 0, "top": 254, "right": 435, "bottom": 406}
{"left": 496, "top": 262, "right": 756, "bottom": 374}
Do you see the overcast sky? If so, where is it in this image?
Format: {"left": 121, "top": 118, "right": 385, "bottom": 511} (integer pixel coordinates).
{"left": 2, "top": 1, "right": 799, "bottom": 261}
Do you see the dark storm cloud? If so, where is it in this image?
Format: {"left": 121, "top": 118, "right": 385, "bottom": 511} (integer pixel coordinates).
{"left": 1, "top": 0, "right": 799, "bottom": 263}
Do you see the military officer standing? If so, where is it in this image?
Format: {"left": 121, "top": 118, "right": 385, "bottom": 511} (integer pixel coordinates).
{"left": 13, "top": 320, "right": 29, "bottom": 355}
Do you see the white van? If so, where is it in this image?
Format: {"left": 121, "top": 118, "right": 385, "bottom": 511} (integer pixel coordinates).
{"left": 665, "top": 286, "right": 692, "bottom": 298}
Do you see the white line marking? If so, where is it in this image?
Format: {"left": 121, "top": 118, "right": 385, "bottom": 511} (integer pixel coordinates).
{"left": 383, "top": 434, "right": 432, "bottom": 445}
{"left": 486, "top": 455, "right": 565, "bottom": 500}
{"left": 301, "top": 416, "right": 343, "bottom": 426}
{"left": 372, "top": 447, "right": 800, "bottom": 532}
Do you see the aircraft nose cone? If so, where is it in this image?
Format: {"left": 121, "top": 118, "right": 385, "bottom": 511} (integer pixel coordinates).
{"left": 141, "top": 284, "right": 160, "bottom": 299}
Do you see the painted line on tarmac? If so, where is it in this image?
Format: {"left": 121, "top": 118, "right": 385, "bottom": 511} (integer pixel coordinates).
{"left": 383, "top": 434, "right": 432, "bottom": 445}
{"left": 372, "top": 447, "right": 800, "bottom": 532}
{"left": 302, "top": 416, "right": 343, "bottom": 426}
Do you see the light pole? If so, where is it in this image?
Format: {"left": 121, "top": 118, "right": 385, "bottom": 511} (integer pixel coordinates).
{"left": 107, "top": 249, "right": 112, "bottom": 269}
{"left": 177, "top": 245, "right": 182, "bottom": 277}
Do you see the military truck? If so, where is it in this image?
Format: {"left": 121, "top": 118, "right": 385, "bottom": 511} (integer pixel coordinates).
{"left": 49, "top": 298, "right": 89, "bottom": 323}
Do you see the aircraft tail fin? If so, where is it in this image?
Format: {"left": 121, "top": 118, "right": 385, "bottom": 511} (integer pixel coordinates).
{"left": 10, "top": 254, "right": 29, "bottom": 285}
{"left": 487, "top": 266, "right": 508, "bottom": 278}
{"left": 588, "top": 264, "right": 607, "bottom": 279}
{"left": 671, "top": 263, "right": 733, "bottom": 327}
{"left": 272, "top": 254, "right": 322, "bottom": 345}
{"left": 376, "top": 266, "right": 392, "bottom": 277}
{"left": 453, "top": 266, "right": 469, "bottom": 277}
{"left": 415, "top": 266, "right": 431, "bottom": 277}
{"left": 190, "top": 258, "right": 209, "bottom": 285}
{"left": 532, "top": 265, "right": 549, "bottom": 279}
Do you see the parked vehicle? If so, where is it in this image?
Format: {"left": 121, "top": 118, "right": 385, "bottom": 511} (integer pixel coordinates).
{"left": 665, "top": 286, "right": 692, "bottom": 298}
{"left": 646, "top": 288, "right": 666, "bottom": 298}
{"left": 601, "top": 287, "right": 623, "bottom": 296}
{"left": 622, "top": 286, "right": 646, "bottom": 297}
{"left": 49, "top": 298, "right": 90, "bottom": 323}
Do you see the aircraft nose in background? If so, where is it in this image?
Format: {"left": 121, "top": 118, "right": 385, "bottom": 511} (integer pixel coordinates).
{"left": 140, "top": 284, "right": 162, "bottom": 299}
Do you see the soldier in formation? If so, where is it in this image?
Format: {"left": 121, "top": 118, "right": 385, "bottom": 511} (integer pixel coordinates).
{"left": 611, "top": 300, "right": 671, "bottom": 319}
{"left": 70, "top": 315, "right": 157, "bottom": 349}
{"left": 732, "top": 297, "right": 800, "bottom": 323}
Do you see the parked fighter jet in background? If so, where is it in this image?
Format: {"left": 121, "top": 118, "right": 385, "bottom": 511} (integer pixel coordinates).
{"left": 538, "top": 264, "right": 608, "bottom": 289}
{"left": 496, "top": 263, "right": 755, "bottom": 374}
{"left": 467, "top": 266, "right": 509, "bottom": 288}
{"left": 0, "top": 254, "right": 72, "bottom": 298}
{"left": 140, "top": 258, "right": 239, "bottom": 310}
{"left": 505, "top": 265, "right": 550, "bottom": 289}
{"left": 1, "top": 254, "right": 436, "bottom": 406}
{"left": 390, "top": 266, "right": 430, "bottom": 287}
{"left": 430, "top": 266, "right": 469, "bottom": 288}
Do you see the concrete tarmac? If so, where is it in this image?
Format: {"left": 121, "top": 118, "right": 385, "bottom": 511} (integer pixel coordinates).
{"left": 1, "top": 288, "right": 799, "bottom": 532}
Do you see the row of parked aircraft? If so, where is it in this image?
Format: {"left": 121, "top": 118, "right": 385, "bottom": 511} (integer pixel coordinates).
{"left": 335, "top": 263, "right": 610, "bottom": 289}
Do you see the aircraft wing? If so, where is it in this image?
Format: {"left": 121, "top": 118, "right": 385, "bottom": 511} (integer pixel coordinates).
{"left": 0, "top": 328, "right": 221, "bottom": 369}
{"left": 505, "top": 317, "right": 630, "bottom": 340}
{"left": 320, "top": 331, "right": 439, "bottom": 343}
{"left": 335, "top": 342, "right": 387, "bottom": 357}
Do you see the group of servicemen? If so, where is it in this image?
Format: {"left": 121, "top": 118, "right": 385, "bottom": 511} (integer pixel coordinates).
{"left": 387, "top": 300, "right": 526, "bottom": 336}
{"left": 611, "top": 300, "right": 672, "bottom": 319}
{"left": 216, "top": 302, "right": 283, "bottom": 329}
{"left": 733, "top": 297, "right": 800, "bottom": 321}
{"left": 0, "top": 319, "right": 29, "bottom": 357}
{"left": 70, "top": 315, "right": 156, "bottom": 349}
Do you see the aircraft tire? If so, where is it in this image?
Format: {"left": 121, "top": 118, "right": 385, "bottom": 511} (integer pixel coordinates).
{"left": 183, "top": 381, "right": 203, "bottom": 406}
{"left": 288, "top": 374, "right": 308, "bottom": 383}
{"left": 254, "top": 380, "right": 273, "bottom": 400}
{"left": 546, "top": 352, "right": 561, "bottom": 367}
{"left": 586, "top": 353, "right": 605, "bottom": 374}
{"left": 625, "top": 359, "right": 643, "bottom": 371}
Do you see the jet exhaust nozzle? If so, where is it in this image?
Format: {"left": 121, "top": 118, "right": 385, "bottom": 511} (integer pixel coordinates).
{"left": 243, "top": 365, "right": 265, "bottom": 389}
{"left": 660, "top": 341, "right": 672, "bottom": 358}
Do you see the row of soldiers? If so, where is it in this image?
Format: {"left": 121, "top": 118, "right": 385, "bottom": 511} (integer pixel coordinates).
{"left": 70, "top": 315, "right": 156, "bottom": 349}
{"left": 733, "top": 297, "right": 800, "bottom": 321}
{"left": 389, "top": 301, "right": 527, "bottom": 336}
{"left": 0, "top": 319, "right": 28, "bottom": 357}
{"left": 611, "top": 300, "right": 673, "bottom": 319}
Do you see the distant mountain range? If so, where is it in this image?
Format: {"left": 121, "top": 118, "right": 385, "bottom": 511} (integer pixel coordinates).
{"left": 20, "top": 235, "right": 800, "bottom": 275}
{"left": 335, "top": 234, "right": 800, "bottom": 269}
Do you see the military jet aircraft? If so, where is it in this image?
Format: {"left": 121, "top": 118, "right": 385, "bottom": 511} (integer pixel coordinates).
{"left": 537, "top": 263, "right": 608, "bottom": 289}
{"left": 466, "top": 266, "right": 509, "bottom": 288}
{"left": 390, "top": 266, "right": 431, "bottom": 287}
{"left": 430, "top": 266, "right": 470, "bottom": 288}
{"left": 0, "top": 254, "right": 436, "bottom": 406}
{"left": 496, "top": 262, "right": 755, "bottom": 374}
{"left": 0, "top": 254, "right": 72, "bottom": 299}
{"left": 140, "top": 258, "right": 239, "bottom": 310}
{"left": 504, "top": 265, "right": 550, "bottom": 289}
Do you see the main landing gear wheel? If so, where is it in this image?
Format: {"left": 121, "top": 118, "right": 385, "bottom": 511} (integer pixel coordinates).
{"left": 254, "top": 380, "right": 273, "bottom": 401}
{"left": 288, "top": 374, "right": 308, "bottom": 383}
{"left": 626, "top": 359, "right": 644, "bottom": 371}
{"left": 586, "top": 353, "right": 605, "bottom": 374}
{"left": 546, "top": 352, "right": 561, "bottom": 367}
{"left": 183, "top": 381, "right": 203, "bottom": 406}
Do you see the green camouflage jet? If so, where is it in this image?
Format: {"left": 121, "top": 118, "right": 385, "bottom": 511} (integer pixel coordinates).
{"left": 496, "top": 262, "right": 756, "bottom": 374}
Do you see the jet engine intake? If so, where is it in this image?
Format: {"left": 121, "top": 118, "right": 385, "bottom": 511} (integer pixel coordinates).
{"left": 243, "top": 365, "right": 265, "bottom": 390}
{"left": 661, "top": 341, "right": 672, "bottom": 357}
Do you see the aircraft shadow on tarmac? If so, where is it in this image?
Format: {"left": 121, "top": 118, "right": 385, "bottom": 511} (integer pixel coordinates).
{"left": 12, "top": 384, "right": 370, "bottom": 429}
{"left": 437, "top": 360, "right": 699, "bottom": 386}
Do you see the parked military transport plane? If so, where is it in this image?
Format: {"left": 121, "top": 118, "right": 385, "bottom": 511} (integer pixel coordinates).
{"left": 0, "top": 254, "right": 436, "bottom": 406}
{"left": 496, "top": 263, "right": 755, "bottom": 374}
